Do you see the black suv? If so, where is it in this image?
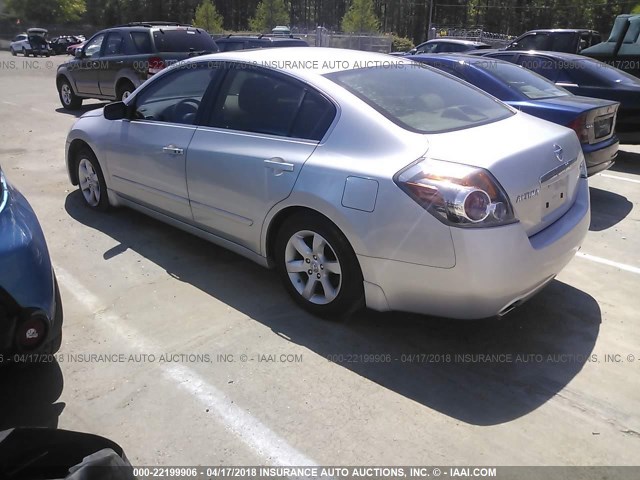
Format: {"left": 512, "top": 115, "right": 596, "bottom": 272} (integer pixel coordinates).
{"left": 505, "top": 29, "right": 601, "bottom": 54}
{"left": 56, "top": 22, "right": 218, "bottom": 110}
{"left": 215, "top": 34, "right": 308, "bottom": 52}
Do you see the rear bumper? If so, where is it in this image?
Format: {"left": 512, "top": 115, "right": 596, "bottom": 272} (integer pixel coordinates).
{"left": 359, "top": 177, "right": 590, "bottom": 319}
{"left": 583, "top": 136, "right": 618, "bottom": 176}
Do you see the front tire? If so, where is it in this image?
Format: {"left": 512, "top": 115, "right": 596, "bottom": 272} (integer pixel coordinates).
{"left": 10, "top": 48, "right": 16, "bottom": 56}
{"left": 58, "top": 78, "right": 82, "bottom": 110}
{"left": 275, "top": 212, "right": 364, "bottom": 319}
{"left": 76, "top": 148, "right": 110, "bottom": 211}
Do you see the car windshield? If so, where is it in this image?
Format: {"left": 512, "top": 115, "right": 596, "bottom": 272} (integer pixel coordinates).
{"left": 153, "top": 29, "right": 218, "bottom": 53}
{"left": 481, "top": 61, "right": 570, "bottom": 99}
{"left": 574, "top": 59, "right": 640, "bottom": 86}
{"left": 325, "top": 64, "right": 513, "bottom": 134}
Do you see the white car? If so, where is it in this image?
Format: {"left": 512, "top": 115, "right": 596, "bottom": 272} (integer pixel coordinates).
{"left": 65, "top": 48, "right": 590, "bottom": 320}
{"left": 10, "top": 28, "right": 51, "bottom": 57}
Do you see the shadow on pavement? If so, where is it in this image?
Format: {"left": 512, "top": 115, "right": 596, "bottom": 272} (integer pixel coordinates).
{"left": 589, "top": 186, "right": 633, "bottom": 231}
{"left": 0, "top": 360, "right": 64, "bottom": 430}
{"left": 55, "top": 102, "right": 107, "bottom": 118}
{"left": 65, "top": 191, "right": 601, "bottom": 426}
{"left": 610, "top": 149, "right": 640, "bottom": 176}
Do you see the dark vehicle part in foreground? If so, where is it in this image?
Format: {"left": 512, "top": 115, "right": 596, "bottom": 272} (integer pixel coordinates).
{"left": 0, "top": 166, "right": 62, "bottom": 358}
{"left": 0, "top": 428, "right": 134, "bottom": 480}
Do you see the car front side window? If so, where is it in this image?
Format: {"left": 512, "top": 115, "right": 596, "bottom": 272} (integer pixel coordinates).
{"left": 84, "top": 34, "right": 105, "bottom": 58}
{"left": 133, "top": 65, "right": 217, "bottom": 125}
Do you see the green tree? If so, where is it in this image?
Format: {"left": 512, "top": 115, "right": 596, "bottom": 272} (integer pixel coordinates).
{"left": 193, "top": 0, "right": 224, "bottom": 33}
{"left": 632, "top": 3, "right": 640, "bottom": 14}
{"left": 341, "top": 0, "right": 379, "bottom": 33}
{"left": 249, "top": 0, "right": 289, "bottom": 32}
{"left": 5, "top": 0, "right": 86, "bottom": 23}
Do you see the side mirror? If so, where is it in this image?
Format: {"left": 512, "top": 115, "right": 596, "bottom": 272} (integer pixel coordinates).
{"left": 408, "top": 48, "right": 417, "bottom": 55}
{"left": 74, "top": 48, "right": 83, "bottom": 58}
{"left": 104, "top": 101, "right": 128, "bottom": 121}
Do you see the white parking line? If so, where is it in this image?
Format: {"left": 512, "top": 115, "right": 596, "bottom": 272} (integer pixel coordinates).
{"left": 576, "top": 252, "right": 640, "bottom": 275}
{"left": 55, "top": 266, "right": 319, "bottom": 468}
{"left": 599, "top": 174, "right": 640, "bottom": 184}
{"left": 2, "top": 101, "right": 19, "bottom": 107}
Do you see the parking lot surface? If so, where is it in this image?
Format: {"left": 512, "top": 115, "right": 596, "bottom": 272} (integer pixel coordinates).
{"left": 0, "top": 51, "right": 638, "bottom": 466}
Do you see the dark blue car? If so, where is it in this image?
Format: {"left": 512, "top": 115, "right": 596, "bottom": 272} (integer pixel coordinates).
{"left": 413, "top": 54, "right": 620, "bottom": 176}
{"left": 0, "top": 166, "right": 62, "bottom": 360}
{"left": 476, "top": 50, "right": 640, "bottom": 144}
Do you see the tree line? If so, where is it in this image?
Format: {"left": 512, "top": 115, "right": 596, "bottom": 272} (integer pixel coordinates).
{"left": 4, "top": 0, "right": 640, "bottom": 44}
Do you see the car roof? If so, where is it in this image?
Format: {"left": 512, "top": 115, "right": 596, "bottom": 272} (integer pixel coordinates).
{"left": 414, "top": 53, "right": 511, "bottom": 65}
{"left": 423, "top": 39, "right": 489, "bottom": 46}
{"left": 486, "top": 50, "right": 590, "bottom": 61}
{"left": 184, "top": 47, "right": 412, "bottom": 76}
{"left": 520, "top": 29, "right": 598, "bottom": 34}
{"left": 216, "top": 35, "right": 304, "bottom": 42}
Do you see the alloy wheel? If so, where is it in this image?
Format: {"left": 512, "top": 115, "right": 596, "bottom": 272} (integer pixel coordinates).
{"left": 284, "top": 230, "right": 342, "bottom": 305}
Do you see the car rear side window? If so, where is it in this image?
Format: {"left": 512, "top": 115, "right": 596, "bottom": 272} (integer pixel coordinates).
{"left": 152, "top": 29, "right": 218, "bottom": 53}
{"left": 208, "top": 67, "right": 334, "bottom": 140}
{"left": 130, "top": 32, "right": 153, "bottom": 54}
{"left": 326, "top": 65, "right": 512, "bottom": 134}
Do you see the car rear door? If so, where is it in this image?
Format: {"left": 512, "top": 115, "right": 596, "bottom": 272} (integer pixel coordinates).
{"left": 105, "top": 63, "right": 219, "bottom": 220}
{"left": 185, "top": 63, "right": 336, "bottom": 253}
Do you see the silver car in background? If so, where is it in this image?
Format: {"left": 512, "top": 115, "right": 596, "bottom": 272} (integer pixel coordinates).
{"left": 65, "top": 48, "right": 590, "bottom": 320}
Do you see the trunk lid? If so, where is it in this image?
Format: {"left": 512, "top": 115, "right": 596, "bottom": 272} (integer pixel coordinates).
{"left": 424, "top": 111, "right": 583, "bottom": 237}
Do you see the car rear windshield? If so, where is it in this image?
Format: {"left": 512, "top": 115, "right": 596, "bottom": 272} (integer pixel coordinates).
{"left": 152, "top": 29, "right": 218, "bottom": 53}
{"left": 482, "top": 61, "right": 570, "bottom": 99}
{"left": 325, "top": 64, "right": 513, "bottom": 134}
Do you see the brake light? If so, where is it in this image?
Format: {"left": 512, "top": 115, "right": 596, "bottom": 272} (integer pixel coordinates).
{"left": 148, "top": 56, "right": 166, "bottom": 76}
{"left": 395, "top": 158, "right": 517, "bottom": 228}
{"left": 567, "top": 113, "right": 589, "bottom": 143}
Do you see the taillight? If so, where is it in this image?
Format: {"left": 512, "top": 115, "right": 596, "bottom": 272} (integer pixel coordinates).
{"left": 148, "top": 56, "right": 166, "bottom": 76}
{"left": 395, "top": 158, "right": 517, "bottom": 228}
{"left": 567, "top": 113, "right": 589, "bottom": 143}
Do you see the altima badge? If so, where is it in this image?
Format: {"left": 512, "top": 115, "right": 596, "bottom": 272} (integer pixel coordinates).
{"left": 516, "top": 188, "right": 540, "bottom": 203}
{"left": 553, "top": 144, "right": 564, "bottom": 162}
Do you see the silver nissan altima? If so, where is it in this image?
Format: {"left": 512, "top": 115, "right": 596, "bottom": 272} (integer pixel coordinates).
{"left": 65, "top": 47, "right": 590, "bottom": 319}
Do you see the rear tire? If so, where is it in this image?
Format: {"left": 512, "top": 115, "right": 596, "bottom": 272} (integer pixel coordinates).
{"left": 22, "top": 48, "right": 27, "bottom": 57}
{"left": 75, "top": 148, "right": 110, "bottom": 211}
{"left": 275, "top": 212, "right": 364, "bottom": 320}
{"left": 10, "top": 48, "right": 16, "bottom": 56}
{"left": 58, "top": 78, "right": 82, "bottom": 110}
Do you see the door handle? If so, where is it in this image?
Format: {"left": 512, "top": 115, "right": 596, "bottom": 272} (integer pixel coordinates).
{"left": 115, "top": 61, "right": 124, "bottom": 65}
{"left": 264, "top": 158, "right": 294, "bottom": 172}
{"left": 162, "top": 145, "right": 184, "bottom": 155}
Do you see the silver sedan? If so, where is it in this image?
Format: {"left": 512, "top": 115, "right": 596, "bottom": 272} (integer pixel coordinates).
{"left": 65, "top": 47, "right": 590, "bottom": 319}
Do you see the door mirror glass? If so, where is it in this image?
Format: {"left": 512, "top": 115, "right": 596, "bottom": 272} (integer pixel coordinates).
{"left": 74, "top": 48, "right": 84, "bottom": 58}
{"left": 104, "top": 101, "right": 128, "bottom": 120}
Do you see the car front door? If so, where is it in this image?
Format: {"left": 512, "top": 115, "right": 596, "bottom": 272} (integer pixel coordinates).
{"left": 73, "top": 32, "right": 106, "bottom": 95}
{"left": 105, "top": 64, "right": 218, "bottom": 220}
{"left": 98, "top": 31, "right": 126, "bottom": 98}
{"left": 186, "top": 63, "right": 336, "bottom": 253}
